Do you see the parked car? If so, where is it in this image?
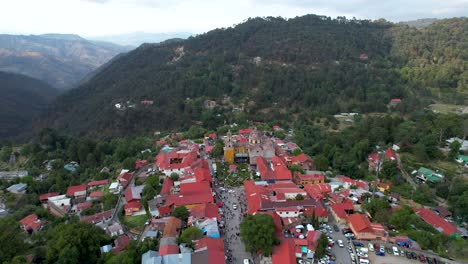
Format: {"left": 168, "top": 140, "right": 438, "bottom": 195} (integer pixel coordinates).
{"left": 405, "top": 251, "right": 412, "bottom": 259}
{"left": 386, "top": 247, "right": 392, "bottom": 254}
{"left": 427, "top": 257, "right": 433, "bottom": 264}
{"left": 392, "top": 246, "right": 399, "bottom": 256}
{"left": 232, "top": 204, "right": 238, "bottom": 210}
{"left": 373, "top": 243, "right": 379, "bottom": 252}
{"left": 368, "top": 243, "right": 374, "bottom": 252}
{"left": 419, "top": 254, "right": 426, "bottom": 262}
{"left": 379, "top": 245, "right": 385, "bottom": 253}
{"left": 410, "top": 252, "right": 418, "bottom": 260}
{"left": 376, "top": 251, "right": 385, "bottom": 256}
{"left": 333, "top": 224, "right": 340, "bottom": 232}
{"left": 353, "top": 241, "right": 364, "bottom": 247}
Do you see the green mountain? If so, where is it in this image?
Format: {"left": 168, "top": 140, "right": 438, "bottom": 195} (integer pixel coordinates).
{"left": 0, "top": 71, "right": 59, "bottom": 138}
{"left": 0, "top": 34, "right": 132, "bottom": 90}
{"left": 40, "top": 15, "right": 468, "bottom": 138}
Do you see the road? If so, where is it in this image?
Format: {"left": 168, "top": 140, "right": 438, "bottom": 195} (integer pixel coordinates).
{"left": 327, "top": 217, "right": 353, "bottom": 264}
{"left": 395, "top": 153, "right": 417, "bottom": 189}
{"left": 216, "top": 185, "right": 251, "bottom": 264}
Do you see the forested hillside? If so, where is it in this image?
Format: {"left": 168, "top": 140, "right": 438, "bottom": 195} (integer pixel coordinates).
{"left": 39, "top": 15, "right": 467, "bottom": 138}
{"left": 0, "top": 72, "right": 59, "bottom": 138}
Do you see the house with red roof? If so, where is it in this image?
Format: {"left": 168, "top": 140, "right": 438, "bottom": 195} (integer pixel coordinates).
{"left": 88, "top": 191, "right": 103, "bottom": 200}
{"left": 330, "top": 202, "right": 354, "bottom": 224}
{"left": 303, "top": 207, "right": 330, "bottom": 223}
{"left": 368, "top": 148, "right": 397, "bottom": 171}
{"left": 125, "top": 200, "right": 141, "bottom": 216}
{"left": 294, "top": 171, "right": 325, "bottom": 185}
{"left": 19, "top": 214, "right": 43, "bottom": 233}
{"left": 194, "top": 167, "right": 212, "bottom": 183}
{"left": 389, "top": 98, "right": 402, "bottom": 107}
{"left": 135, "top": 159, "right": 148, "bottom": 170}
{"left": 112, "top": 235, "right": 131, "bottom": 253}
{"left": 336, "top": 175, "right": 369, "bottom": 190}
{"left": 288, "top": 153, "right": 315, "bottom": 170}
{"left": 87, "top": 179, "right": 109, "bottom": 189}
{"left": 303, "top": 183, "right": 331, "bottom": 201}
{"left": 160, "top": 177, "right": 174, "bottom": 196}
{"left": 193, "top": 237, "right": 226, "bottom": 264}
{"left": 124, "top": 185, "right": 144, "bottom": 203}
{"left": 189, "top": 203, "right": 220, "bottom": 222}
{"left": 165, "top": 193, "right": 214, "bottom": 208}
{"left": 117, "top": 171, "right": 133, "bottom": 188}
{"left": 159, "top": 217, "right": 182, "bottom": 256}
{"left": 76, "top": 202, "right": 92, "bottom": 213}
{"left": 257, "top": 156, "right": 292, "bottom": 181}
{"left": 415, "top": 208, "right": 460, "bottom": 236}
{"left": 272, "top": 238, "right": 296, "bottom": 264}
{"left": 239, "top": 128, "right": 253, "bottom": 135}
{"left": 66, "top": 184, "right": 87, "bottom": 200}
{"left": 156, "top": 149, "right": 199, "bottom": 176}
{"left": 39, "top": 192, "right": 60, "bottom": 203}
{"left": 348, "top": 213, "right": 388, "bottom": 240}
{"left": 80, "top": 210, "right": 112, "bottom": 224}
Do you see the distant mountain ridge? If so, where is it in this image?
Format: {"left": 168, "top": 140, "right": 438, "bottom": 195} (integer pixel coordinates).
{"left": 0, "top": 34, "right": 132, "bottom": 90}
{"left": 399, "top": 18, "right": 439, "bottom": 29}
{"left": 89, "top": 32, "right": 193, "bottom": 46}
{"left": 0, "top": 71, "right": 59, "bottom": 138}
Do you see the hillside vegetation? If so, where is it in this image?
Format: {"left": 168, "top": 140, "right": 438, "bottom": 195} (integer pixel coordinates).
{"left": 40, "top": 15, "right": 467, "bottom": 138}
{"left": 0, "top": 71, "right": 59, "bottom": 138}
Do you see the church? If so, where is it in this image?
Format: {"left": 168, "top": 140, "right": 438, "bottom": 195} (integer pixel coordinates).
{"left": 223, "top": 128, "right": 275, "bottom": 165}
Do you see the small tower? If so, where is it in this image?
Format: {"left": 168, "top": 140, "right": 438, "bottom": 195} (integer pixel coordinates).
{"left": 224, "top": 130, "right": 235, "bottom": 163}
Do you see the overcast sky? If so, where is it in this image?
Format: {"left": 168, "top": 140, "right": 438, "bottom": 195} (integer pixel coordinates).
{"left": 1, "top": 0, "right": 467, "bottom": 36}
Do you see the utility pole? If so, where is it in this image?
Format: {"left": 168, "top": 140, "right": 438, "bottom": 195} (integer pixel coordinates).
{"left": 372, "top": 151, "right": 385, "bottom": 200}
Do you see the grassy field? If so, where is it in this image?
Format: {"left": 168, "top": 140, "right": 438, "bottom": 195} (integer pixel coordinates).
{"left": 429, "top": 103, "right": 467, "bottom": 114}
{"left": 123, "top": 214, "right": 148, "bottom": 231}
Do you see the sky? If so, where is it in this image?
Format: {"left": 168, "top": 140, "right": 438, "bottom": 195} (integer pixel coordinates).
{"left": 0, "top": 0, "right": 467, "bottom": 37}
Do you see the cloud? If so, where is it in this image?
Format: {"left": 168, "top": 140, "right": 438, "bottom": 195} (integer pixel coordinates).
{"left": 0, "top": 0, "right": 467, "bottom": 36}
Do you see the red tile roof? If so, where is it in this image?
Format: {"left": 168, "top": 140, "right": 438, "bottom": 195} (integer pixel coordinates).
{"left": 80, "top": 210, "right": 112, "bottom": 224}
{"left": 77, "top": 202, "right": 92, "bottom": 211}
{"left": 273, "top": 165, "right": 292, "bottom": 180}
{"left": 303, "top": 207, "right": 330, "bottom": 218}
{"left": 89, "top": 191, "right": 103, "bottom": 198}
{"left": 165, "top": 192, "right": 214, "bottom": 206}
{"left": 161, "top": 177, "right": 174, "bottom": 196}
{"left": 189, "top": 203, "right": 220, "bottom": 220}
{"left": 272, "top": 239, "right": 296, "bottom": 264}
{"left": 159, "top": 244, "right": 180, "bottom": 256}
{"left": 39, "top": 192, "right": 60, "bottom": 201}
{"left": 295, "top": 172, "right": 324, "bottom": 182}
{"left": 125, "top": 200, "right": 141, "bottom": 210}
{"left": 348, "top": 213, "right": 374, "bottom": 233}
{"left": 303, "top": 183, "right": 331, "bottom": 197}
{"left": 239, "top": 128, "right": 253, "bottom": 135}
{"left": 113, "top": 235, "right": 131, "bottom": 252}
{"left": 66, "top": 184, "right": 87, "bottom": 197}
{"left": 331, "top": 202, "right": 354, "bottom": 219}
{"left": 306, "top": 230, "right": 322, "bottom": 251}
{"left": 337, "top": 176, "right": 369, "bottom": 190}
{"left": 163, "top": 217, "right": 182, "bottom": 238}
{"left": 194, "top": 168, "right": 212, "bottom": 183}
{"left": 244, "top": 181, "right": 266, "bottom": 214}
{"left": 194, "top": 238, "right": 225, "bottom": 264}
{"left": 415, "top": 208, "right": 460, "bottom": 235}
{"left": 19, "top": 214, "right": 42, "bottom": 231}
{"left": 88, "top": 179, "right": 109, "bottom": 187}
{"left": 156, "top": 149, "right": 198, "bottom": 170}
{"left": 180, "top": 181, "right": 211, "bottom": 195}
{"left": 117, "top": 172, "right": 132, "bottom": 187}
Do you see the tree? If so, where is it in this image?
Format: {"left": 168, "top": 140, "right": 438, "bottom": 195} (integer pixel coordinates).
{"left": 315, "top": 234, "right": 329, "bottom": 258}
{"left": 295, "top": 194, "right": 304, "bottom": 200}
{"left": 380, "top": 161, "right": 400, "bottom": 183}
{"left": 240, "top": 214, "right": 280, "bottom": 256}
{"left": 46, "top": 222, "right": 110, "bottom": 264}
{"left": 314, "top": 154, "right": 329, "bottom": 171}
{"left": 170, "top": 173, "right": 180, "bottom": 181}
{"left": 364, "top": 198, "right": 391, "bottom": 222}
{"left": 172, "top": 206, "right": 189, "bottom": 221}
{"left": 448, "top": 140, "right": 461, "bottom": 160}
{"left": 413, "top": 185, "right": 435, "bottom": 205}
{"left": 178, "top": 226, "right": 203, "bottom": 248}
{"left": 0, "top": 218, "right": 27, "bottom": 263}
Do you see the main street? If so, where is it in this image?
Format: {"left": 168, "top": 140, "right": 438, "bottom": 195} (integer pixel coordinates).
{"left": 216, "top": 185, "right": 251, "bottom": 264}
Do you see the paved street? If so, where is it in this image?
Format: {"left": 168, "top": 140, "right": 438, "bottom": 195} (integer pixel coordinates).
{"left": 327, "top": 217, "right": 353, "bottom": 264}
{"left": 216, "top": 185, "right": 251, "bottom": 264}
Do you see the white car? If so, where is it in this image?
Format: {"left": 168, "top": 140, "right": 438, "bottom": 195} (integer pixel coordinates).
{"left": 392, "top": 246, "right": 399, "bottom": 256}
{"left": 338, "top": 240, "right": 344, "bottom": 247}
{"left": 232, "top": 204, "right": 238, "bottom": 210}
{"left": 368, "top": 243, "right": 374, "bottom": 251}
